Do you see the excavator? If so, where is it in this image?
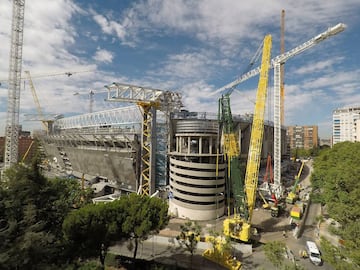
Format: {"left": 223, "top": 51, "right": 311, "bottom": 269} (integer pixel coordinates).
{"left": 222, "top": 34, "right": 272, "bottom": 242}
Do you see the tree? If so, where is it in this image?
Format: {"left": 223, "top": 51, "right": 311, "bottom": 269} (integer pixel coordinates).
{"left": 311, "top": 142, "right": 360, "bottom": 267}
{"left": 0, "top": 161, "right": 89, "bottom": 269}
{"left": 63, "top": 193, "right": 169, "bottom": 260}
{"left": 319, "top": 238, "right": 357, "bottom": 270}
{"left": 176, "top": 220, "right": 201, "bottom": 256}
{"left": 121, "top": 193, "right": 170, "bottom": 259}
{"left": 264, "top": 241, "right": 287, "bottom": 268}
{"left": 264, "top": 241, "right": 305, "bottom": 270}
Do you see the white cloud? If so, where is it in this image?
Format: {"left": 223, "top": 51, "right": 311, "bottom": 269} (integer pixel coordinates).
{"left": 107, "top": 0, "right": 359, "bottom": 54}
{"left": 1, "top": 0, "right": 360, "bottom": 139}
{"left": 302, "top": 70, "right": 360, "bottom": 90}
{"left": 150, "top": 50, "right": 215, "bottom": 81}
{"left": 93, "top": 14, "right": 126, "bottom": 39}
{"left": 0, "top": 0, "right": 106, "bottom": 136}
{"left": 294, "top": 57, "right": 343, "bottom": 75}
{"left": 93, "top": 48, "right": 114, "bottom": 63}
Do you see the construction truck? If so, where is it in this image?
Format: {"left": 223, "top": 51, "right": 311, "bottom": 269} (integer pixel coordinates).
{"left": 222, "top": 35, "right": 272, "bottom": 242}
{"left": 286, "top": 161, "right": 305, "bottom": 204}
{"left": 258, "top": 190, "right": 283, "bottom": 217}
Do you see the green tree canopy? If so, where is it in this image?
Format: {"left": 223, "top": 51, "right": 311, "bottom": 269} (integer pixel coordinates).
{"left": 0, "top": 163, "right": 89, "bottom": 270}
{"left": 63, "top": 193, "right": 169, "bottom": 260}
{"left": 311, "top": 142, "right": 360, "bottom": 267}
{"left": 176, "top": 220, "right": 201, "bottom": 256}
{"left": 264, "top": 241, "right": 287, "bottom": 268}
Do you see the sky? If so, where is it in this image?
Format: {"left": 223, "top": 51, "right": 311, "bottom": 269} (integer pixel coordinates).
{"left": 1, "top": 0, "right": 360, "bottom": 139}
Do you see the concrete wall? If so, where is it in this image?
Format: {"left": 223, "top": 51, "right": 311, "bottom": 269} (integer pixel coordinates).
{"left": 40, "top": 131, "right": 140, "bottom": 192}
{"left": 64, "top": 147, "right": 137, "bottom": 191}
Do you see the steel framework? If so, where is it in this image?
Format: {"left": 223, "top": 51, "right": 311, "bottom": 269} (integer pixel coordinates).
{"left": 213, "top": 23, "right": 346, "bottom": 198}
{"left": 4, "top": 0, "right": 26, "bottom": 169}
{"left": 105, "top": 82, "right": 183, "bottom": 196}
{"left": 54, "top": 106, "right": 142, "bottom": 130}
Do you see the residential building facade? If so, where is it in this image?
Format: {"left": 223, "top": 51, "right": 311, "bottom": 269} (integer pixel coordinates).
{"left": 287, "top": 125, "right": 319, "bottom": 150}
{"left": 332, "top": 106, "right": 360, "bottom": 144}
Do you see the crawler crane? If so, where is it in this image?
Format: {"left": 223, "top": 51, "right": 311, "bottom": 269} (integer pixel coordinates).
{"left": 286, "top": 161, "right": 305, "bottom": 204}
{"left": 213, "top": 23, "right": 346, "bottom": 200}
{"left": 223, "top": 35, "right": 272, "bottom": 242}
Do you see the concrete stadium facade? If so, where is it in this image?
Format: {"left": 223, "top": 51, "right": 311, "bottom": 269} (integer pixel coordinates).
{"left": 39, "top": 108, "right": 287, "bottom": 221}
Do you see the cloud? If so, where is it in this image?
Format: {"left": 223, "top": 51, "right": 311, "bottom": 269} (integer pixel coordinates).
{"left": 302, "top": 70, "right": 360, "bottom": 90}
{"left": 93, "top": 14, "right": 126, "bottom": 39}
{"left": 1, "top": 0, "right": 360, "bottom": 139}
{"left": 294, "top": 57, "right": 344, "bottom": 75}
{"left": 149, "top": 50, "right": 216, "bottom": 81}
{"left": 93, "top": 48, "right": 114, "bottom": 63}
{"left": 102, "top": 0, "right": 359, "bottom": 53}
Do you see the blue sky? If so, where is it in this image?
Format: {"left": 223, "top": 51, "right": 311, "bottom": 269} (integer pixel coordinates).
{"left": 1, "top": 0, "right": 360, "bottom": 139}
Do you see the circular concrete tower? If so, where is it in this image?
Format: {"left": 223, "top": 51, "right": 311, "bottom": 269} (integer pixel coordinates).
{"left": 168, "top": 118, "right": 226, "bottom": 220}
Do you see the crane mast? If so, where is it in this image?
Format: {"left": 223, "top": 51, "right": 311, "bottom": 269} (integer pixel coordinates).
{"left": 218, "top": 94, "right": 246, "bottom": 219}
{"left": 105, "top": 82, "right": 182, "bottom": 196}
{"left": 244, "top": 35, "right": 272, "bottom": 224}
{"left": 4, "top": 0, "right": 26, "bottom": 169}
{"left": 280, "top": 9, "right": 285, "bottom": 125}
{"left": 223, "top": 35, "right": 272, "bottom": 242}
{"left": 214, "top": 22, "right": 346, "bottom": 199}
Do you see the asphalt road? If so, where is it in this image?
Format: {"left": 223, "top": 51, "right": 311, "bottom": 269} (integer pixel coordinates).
{"left": 108, "top": 161, "right": 336, "bottom": 269}
{"left": 104, "top": 160, "right": 338, "bottom": 269}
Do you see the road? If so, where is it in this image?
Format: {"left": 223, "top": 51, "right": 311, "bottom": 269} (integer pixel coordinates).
{"left": 108, "top": 160, "right": 335, "bottom": 269}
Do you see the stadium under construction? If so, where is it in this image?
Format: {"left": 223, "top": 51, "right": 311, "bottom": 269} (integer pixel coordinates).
{"left": 39, "top": 100, "right": 287, "bottom": 221}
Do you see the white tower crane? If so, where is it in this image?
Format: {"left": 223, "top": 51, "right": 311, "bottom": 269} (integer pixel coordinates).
{"left": 4, "top": 0, "right": 26, "bottom": 169}
{"left": 214, "top": 23, "right": 346, "bottom": 198}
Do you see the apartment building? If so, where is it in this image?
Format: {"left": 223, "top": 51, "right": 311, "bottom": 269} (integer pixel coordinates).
{"left": 287, "top": 125, "right": 319, "bottom": 150}
{"left": 332, "top": 106, "right": 360, "bottom": 144}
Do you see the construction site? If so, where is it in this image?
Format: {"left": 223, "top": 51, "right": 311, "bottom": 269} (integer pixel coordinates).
{"left": 1, "top": 2, "right": 346, "bottom": 269}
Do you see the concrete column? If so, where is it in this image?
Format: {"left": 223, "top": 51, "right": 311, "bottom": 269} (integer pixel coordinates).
{"left": 199, "top": 137, "right": 202, "bottom": 154}
{"left": 187, "top": 137, "right": 190, "bottom": 154}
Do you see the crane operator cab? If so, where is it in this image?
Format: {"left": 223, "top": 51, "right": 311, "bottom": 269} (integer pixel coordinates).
{"left": 223, "top": 217, "right": 252, "bottom": 242}
{"left": 306, "top": 241, "right": 322, "bottom": 265}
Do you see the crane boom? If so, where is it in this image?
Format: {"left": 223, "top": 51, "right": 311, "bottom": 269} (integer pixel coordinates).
{"left": 223, "top": 35, "right": 272, "bottom": 242}
{"left": 24, "top": 71, "right": 48, "bottom": 131}
{"left": 214, "top": 22, "right": 346, "bottom": 200}
{"left": 244, "top": 35, "right": 272, "bottom": 224}
{"left": 213, "top": 23, "right": 346, "bottom": 95}
{"left": 105, "top": 82, "right": 182, "bottom": 196}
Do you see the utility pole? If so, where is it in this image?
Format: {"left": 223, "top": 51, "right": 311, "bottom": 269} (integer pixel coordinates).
{"left": 4, "top": 0, "right": 26, "bottom": 169}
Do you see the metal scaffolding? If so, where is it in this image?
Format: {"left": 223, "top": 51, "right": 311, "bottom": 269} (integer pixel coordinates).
{"left": 4, "top": 0, "right": 26, "bottom": 169}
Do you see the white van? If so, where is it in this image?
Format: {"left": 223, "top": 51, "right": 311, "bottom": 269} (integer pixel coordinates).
{"left": 306, "top": 241, "right": 322, "bottom": 265}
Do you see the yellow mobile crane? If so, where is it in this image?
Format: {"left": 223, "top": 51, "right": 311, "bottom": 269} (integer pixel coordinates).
{"left": 286, "top": 161, "right": 305, "bottom": 204}
{"left": 223, "top": 34, "right": 272, "bottom": 242}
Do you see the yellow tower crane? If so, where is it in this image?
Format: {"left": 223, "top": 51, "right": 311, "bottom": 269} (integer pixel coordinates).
{"left": 105, "top": 82, "right": 182, "bottom": 196}
{"left": 24, "top": 71, "right": 48, "bottom": 131}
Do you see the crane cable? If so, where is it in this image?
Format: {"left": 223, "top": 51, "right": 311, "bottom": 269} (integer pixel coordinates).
{"left": 0, "top": 70, "right": 94, "bottom": 86}
{"left": 225, "top": 38, "right": 265, "bottom": 96}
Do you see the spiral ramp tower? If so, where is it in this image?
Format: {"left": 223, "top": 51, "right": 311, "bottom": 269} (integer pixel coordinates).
{"left": 168, "top": 115, "right": 226, "bottom": 220}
